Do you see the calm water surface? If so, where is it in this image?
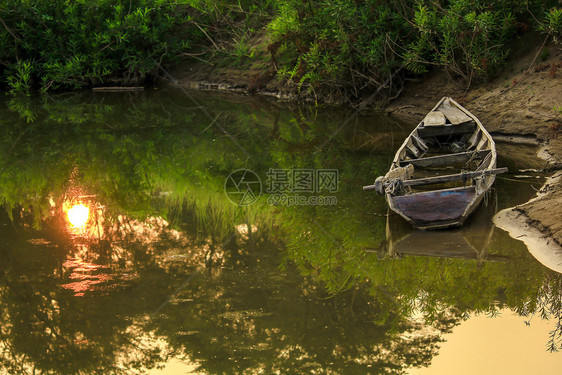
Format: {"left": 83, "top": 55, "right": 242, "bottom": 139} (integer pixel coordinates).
{"left": 0, "top": 89, "right": 560, "bottom": 374}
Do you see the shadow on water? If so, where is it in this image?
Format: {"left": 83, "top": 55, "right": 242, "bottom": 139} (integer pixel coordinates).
{"left": 0, "top": 90, "right": 561, "bottom": 374}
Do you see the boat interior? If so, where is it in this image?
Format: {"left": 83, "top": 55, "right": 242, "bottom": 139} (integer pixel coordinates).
{"left": 393, "top": 99, "right": 494, "bottom": 192}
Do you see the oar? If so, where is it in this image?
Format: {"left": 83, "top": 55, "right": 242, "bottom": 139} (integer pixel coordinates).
{"left": 363, "top": 167, "right": 508, "bottom": 191}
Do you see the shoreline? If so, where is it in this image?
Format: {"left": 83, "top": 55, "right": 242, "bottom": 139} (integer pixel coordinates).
{"left": 493, "top": 169, "right": 562, "bottom": 273}
{"left": 170, "top": 45, "right": 562, "bottom": 252}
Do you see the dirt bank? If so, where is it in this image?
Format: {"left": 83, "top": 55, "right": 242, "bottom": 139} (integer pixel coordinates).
{"left": 171, "top": 43, "right": 562, "bottom": 247}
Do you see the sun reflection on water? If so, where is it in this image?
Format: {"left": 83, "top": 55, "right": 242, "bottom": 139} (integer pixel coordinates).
{"left": 53, "top": 192, "right": 202, "bottom": 297}
{"left": 61, "top": 197, "right": 105, "bottom": 238}
{"left": 67, "top": 203, "right": 90, "bottom": 228}
{"left": 61, "top": 257, "right": 113, "bottom": 297}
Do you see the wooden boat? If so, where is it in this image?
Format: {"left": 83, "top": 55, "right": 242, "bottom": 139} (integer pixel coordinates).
{"left": 364, "top": 97, "right": 507, "bottom": 230}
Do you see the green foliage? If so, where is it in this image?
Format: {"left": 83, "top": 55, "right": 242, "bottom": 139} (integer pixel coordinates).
{"left": 268, "top": 0, "right": 409, "bottom": 91}
{"left": 267, "top": 0, "right": 562, "bottom": 94}
{"left": 405, "top": 2, "right": 517, "bottom": 81}
{"left": 230, "top": 33, "right": 255, "bottom": 66}
{"left": 540, "top": 7, "right": 562, "bottom": 42}
{"left": 6, "top": 60, "right": 33, "bottom": 95}
{"left": 0, "top": 0, "right": 198, "bottom": 92}
{"left": 172, "top": 0, "right": 277, "bottom": 67}
{"left": 1, "top": 1, "right": 561, "bottom": 95}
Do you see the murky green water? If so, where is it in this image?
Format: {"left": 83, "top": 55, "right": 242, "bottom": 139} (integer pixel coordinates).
{"left": 1, "top": 89, "right": 561, "bottom": 374}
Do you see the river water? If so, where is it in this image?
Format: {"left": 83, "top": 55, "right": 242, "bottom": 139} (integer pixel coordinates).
{"left": 0, "top": 89, "right": 560, "bottom": 374}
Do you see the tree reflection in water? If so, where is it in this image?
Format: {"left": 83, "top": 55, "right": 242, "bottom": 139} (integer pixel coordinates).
{"left": 0, "top": 91, "right": 560, "bottom": 374}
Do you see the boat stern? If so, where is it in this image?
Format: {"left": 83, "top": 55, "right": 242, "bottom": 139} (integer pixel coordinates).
{"left": 388, "top": 187, "right": 478, "bottom": 230}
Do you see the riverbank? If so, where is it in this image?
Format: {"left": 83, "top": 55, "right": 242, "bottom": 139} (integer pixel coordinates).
{"left": 171, "top": 42, "right": 562, "bottom": 248}
{"left": 386, "top": 44, "right": 562, "bottom": 247}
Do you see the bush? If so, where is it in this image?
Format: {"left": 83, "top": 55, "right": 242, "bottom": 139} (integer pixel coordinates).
{"left": 540, "top": 8, "right": 562, "bottom": 43}
{"left": 404, "top": 1, "right": 517, "bottom": 81}
{"left": 0, "top": 0, "right": 198, "bottom": 93}
{"left": 266, "top": 0, "right": 562, "bottom": 97}
{"left": 1, "top": 1, "right": 561, "bottom": 96}
{"left": 267, "top": 1, "right": 409, "bottom": 94}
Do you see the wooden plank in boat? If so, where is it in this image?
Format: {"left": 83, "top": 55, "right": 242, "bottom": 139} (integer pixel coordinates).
{"left": 392, "top": 187, "right": 476, "bottom": 225}
{"left": 400, "top": 167, "right": 507, "bottom": 187}
{"left": 406, "top": 144, "right": 421, "bottom": 158}
{"left": 439, "top": 99, "right": 473, "bottom": 124}
{"left": 399, "top": 150, "right": 490, "bottom": 168}
{"left": 363, "top": 166, "right": 506, "bottom": 192}
{"left": 424, "top": 111, "right": 447, "bottom": 126}
{"left": 411, "top": 134, "right": 429, "bottom": 151}
{"left": 417, "top": 121, "right": 476, "bottom": 138}
{"left": 467, "top": 130, "right": 482, "bottom": 150}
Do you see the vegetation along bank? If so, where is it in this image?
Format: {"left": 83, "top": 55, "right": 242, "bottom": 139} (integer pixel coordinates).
{"left": 1, "top": 0, "right": 561, "bottom": 245}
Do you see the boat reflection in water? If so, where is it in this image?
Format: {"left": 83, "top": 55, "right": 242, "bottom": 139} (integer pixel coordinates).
{"left": 374, "top": 190, "right": 508, "bottom": 262}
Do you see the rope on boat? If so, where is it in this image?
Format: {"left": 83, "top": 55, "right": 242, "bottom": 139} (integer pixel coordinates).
{"left": 385, "top": 178, "right": 405, "bottom": 195}
{"left": 374, "top": 165, "right": 413, "bottom": 195}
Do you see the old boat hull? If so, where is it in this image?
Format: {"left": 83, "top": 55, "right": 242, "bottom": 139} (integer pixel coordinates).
{"left": 381, "top": 97, "right": 501, "bottom": 230}
{"left": 389, "top": 186, "right": 481, "bottom": 229}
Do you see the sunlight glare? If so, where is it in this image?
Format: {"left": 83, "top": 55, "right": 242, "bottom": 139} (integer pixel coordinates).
{"left": 67, "top": 204, "right": 89, "bottom": 228}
